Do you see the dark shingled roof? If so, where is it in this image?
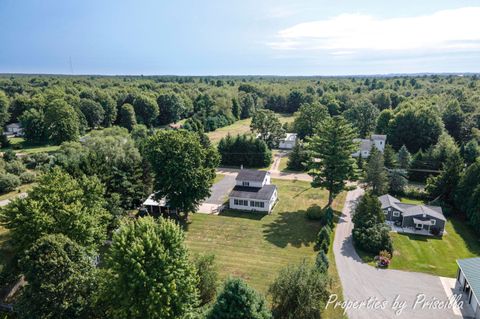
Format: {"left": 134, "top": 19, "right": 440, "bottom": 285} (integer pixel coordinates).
{"left": 229, "top": 185, "right": 276, "bottom": 201}
{"left": 236, "top": 169, "right": 268, "bottom": 182}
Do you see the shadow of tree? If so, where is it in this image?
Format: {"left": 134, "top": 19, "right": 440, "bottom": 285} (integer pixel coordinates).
{"left": 218, "top": 210, "right": 267, "bottom": 221}
{"left": 450, "top": 216, "right": 480, "bottom": 255}
{"left": 262, "top": 210, "right": 319, "bottom": 248}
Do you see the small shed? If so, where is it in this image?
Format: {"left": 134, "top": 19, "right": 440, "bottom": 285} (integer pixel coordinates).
{"left": 141, "top": 194, "right": 176, "bottom": 217}
{"left": 4, "top": 123, "right": 23, "bottom": 136}
{"left": 279, "top": 133, "right": 297, "bottom": 149}
{"left": 456, "top": 257, "right": 480, "bottom": 318}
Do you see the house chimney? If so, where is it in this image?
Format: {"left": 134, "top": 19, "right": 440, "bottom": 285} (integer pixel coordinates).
{"left": 240, "top": 164, "right": 243, "bottom": 170}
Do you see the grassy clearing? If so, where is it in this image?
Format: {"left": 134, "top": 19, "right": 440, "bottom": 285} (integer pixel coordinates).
{"left": 399, "top": 197, "right": 424, "bottom": 205}
{"left": 1, "top": 137, "right": 59, "bottom": 154}
{"left": 207, "top": 114, "right": 295, "bottom": 145}
{"left": 185, "top": 179, "right": 346, "bottom": 318}
{"left": 0, "top": 183, "right": 35, "bottom": 202}
{"left": 389, "top": 219, "right": 480, "bottom": 277}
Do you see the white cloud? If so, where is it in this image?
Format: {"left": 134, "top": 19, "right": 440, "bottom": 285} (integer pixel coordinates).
{"left": 269, "top": 7, "right": 480, "bottom": 55}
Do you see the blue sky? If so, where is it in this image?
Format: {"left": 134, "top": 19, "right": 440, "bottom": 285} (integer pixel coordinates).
{"left": 1, "top": 0, "right": 480, "bottom": 75}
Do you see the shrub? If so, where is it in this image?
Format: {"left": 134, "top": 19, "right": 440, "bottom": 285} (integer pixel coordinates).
{"left": 0, "top": 173, "right": 21, "bottom": 193}
{"left": 194, "top": 254, "right": 219, "bottom": 306}
{"left": 6, "top": 160, "right": 26, "bottom": 175}
{"left": 0, "top": 135, "right": 10, "bottom": 148}
{"left": 269, "top": 261, "right": 330, "bottom": 319}
{"left": 19, "top": 171, "right": 36, "bottom": 184}
{"left": 321, "top": 207, "right": 334, "bottom": 227}
{"left": 315, "top": 251, "right": 329, "bottom": 273}
{"left": 218, "top": 134, "right": 271, "bottom": 168}
{"left": 24, "top": 152, "right": 51, "bottom": 169}
{"left": 353, "top": 224, "right": 393, "bottom": 254}
{"left": 305, "top": 205, "right": 323, "bottom": 221}
{"left": 3, "top": 149, "right": 16, "bottom": 162}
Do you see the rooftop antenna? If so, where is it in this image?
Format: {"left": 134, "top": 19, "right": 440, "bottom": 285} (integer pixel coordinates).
{"left": 69, "top": 56, "right": 74, "bottom": 75}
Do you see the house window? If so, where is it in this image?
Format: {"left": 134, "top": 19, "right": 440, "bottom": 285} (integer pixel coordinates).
{"left": 415, "top": 223, "right": 423, "bottom": 229}
{"left": 242, "top": 181, "right": 250, "bottom": 186}
{"left": 388, "top": 207, "right": 392, "bottom": 212}
{"left": 392, "top": 211, "right": 400, "bottom": 217}
{"left": 431, "top": 219, "right": 436, "bottom": 225}
{"left": 259, "top": 202, "right": 264, "bottom": 208}
{"left": 250, "top": 201, "right": 255, "bottom": 207}
{"left": 234, "top": 199, "right": 238, "bottom": 205}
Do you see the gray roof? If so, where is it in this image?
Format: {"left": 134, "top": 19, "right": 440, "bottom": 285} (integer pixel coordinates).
{"left": 457, "top": 257, "right": 480, "bottom": 302}
{"left": 354, "top": 138, "right": 373, "bottom": 153}
{"left": 229, "top": 185, "right": 276, "bottom": 201}
{"left": 236, "top": 169, "right": 268, "bottom": 182}
{"left": 371, "top": 134, "right": 387, "bottom": 141}
{"left": 378, "top": 194, "right": 445, "bottom": 221}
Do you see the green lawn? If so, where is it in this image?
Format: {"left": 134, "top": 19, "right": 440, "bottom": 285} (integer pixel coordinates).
{"left": 185, "top": 179, "right": 346, "bottom": 318}
{"left": 207, "top": 114, "right": 295, "bottom": 145}
{"left": 1, "top": 137, "right": 59, "bottom": 154}
{"left": 389, "top": 219, "right": 480, "bottom": 277}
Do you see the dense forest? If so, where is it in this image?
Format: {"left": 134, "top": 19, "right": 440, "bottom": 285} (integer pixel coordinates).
{"left": 0, "top": 74, "right": 480, "bottom": 318}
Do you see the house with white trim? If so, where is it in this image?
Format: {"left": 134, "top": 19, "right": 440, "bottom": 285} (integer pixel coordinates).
{"left": 378, "top": 194, "right": 446, "bottom": 236}
{"left": 352, "top": 134, "right": 386, "bottom": 158}
{"left": 278, "top": 133, "right": 297, "bottom": 149}
{"left": 456, "top": 257, "right": 480, "bottom": 318}
{"left": 228, "top": 169, "right": 277, "bottom": 213}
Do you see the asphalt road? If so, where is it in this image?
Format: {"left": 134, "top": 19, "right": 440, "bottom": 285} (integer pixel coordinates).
{"left": 332, "top": 187, "right": 467, "bottom": 319}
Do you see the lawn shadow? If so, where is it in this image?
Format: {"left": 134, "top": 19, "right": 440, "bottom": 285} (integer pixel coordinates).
{"left": 262, "top": 210, "right": 318, "bottom": 248}
{"left": 218, "top": 209, "right": 267, "bottom": 221}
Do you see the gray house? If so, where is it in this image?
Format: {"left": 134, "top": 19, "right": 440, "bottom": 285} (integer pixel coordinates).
{"left": 378, "top": 194, "right": 446, "bottom": 236}
{"left": 456, "top": 258, "right": 480, "bottom": 318}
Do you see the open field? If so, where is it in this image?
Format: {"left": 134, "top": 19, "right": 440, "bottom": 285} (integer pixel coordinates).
{"left": 185, "top": 178, "right": 346, "bottom": 317}
{"left": 389, "top": 219, "right": 480, "bottom": 277}
{"left": 207, "top": 114, "right": 295, "bottom": 145}
{"left": 1, "top": 137, "right": 60, "bottom": 154}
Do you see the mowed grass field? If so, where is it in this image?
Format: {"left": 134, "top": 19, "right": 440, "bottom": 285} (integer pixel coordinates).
{"left": 185, "top": 178, "right": 346, "bottom": 317}
{"left": 207, "top": 114, "right": 295, "bottom": 145}
{"left": 389, "top": 219, "right": 480, "bottom": 277}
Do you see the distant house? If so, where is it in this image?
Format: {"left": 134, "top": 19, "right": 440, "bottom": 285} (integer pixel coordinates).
{"left": 456, "top": 257, "right": 480, "bottom": 318}
{"left": 378, "top": 194, "right": 446, "bottom": 236}
{"left": 4, "top": 123, "right": 23, "bottom": 136}
{"left": 352, "top": 134, "right": 386, "bottom": 158}
{"left": 228, "top": 169, "right": 277, "bottom": 213}
{"left": 140, "top": 194, "right": 177, "bottom": 217}
{"left": 278, "top": 133, "right": 297, "bottom": 149}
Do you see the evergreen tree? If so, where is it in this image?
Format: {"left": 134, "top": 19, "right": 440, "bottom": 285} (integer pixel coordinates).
{"left": 363, "top": 148, "right": 388, "bottom": 195}
{"left": 397, "top": 145, "right": 412, "bottom": 169}
{"left": 287, "top": 141, "right": 308, "bottom": 171}
{"left": 383, "top": 144, "right": 397, "bottom": 168}
{"left": 208, "top": 278, "right": 271, "bottom": 319}
{"left": 315, "top": 251, "right": 329, "bottom": 273}
{"left": 388, "top": 169, "right": 408, "bottom": 194}
{"left": 426, "top": 150, "right": 464, "bottom": 205}
{"left": 307, "top": 117, "right": 357, "bottom": 206}
{"left": 232, "top": 98, "right": 240, "bottom": 119}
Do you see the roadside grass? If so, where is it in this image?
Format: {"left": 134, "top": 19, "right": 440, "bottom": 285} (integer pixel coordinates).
{"left": 185, "top": 179, "right": 346, "bottom": 318}
{"left": 207, "top": 114, "right": 295, "bottom": 145}
{"left": 389, "top": 218, "right": 480, "bottom": 277}
{"left": 1, "top": 137, "right": 59, "bottom": 154}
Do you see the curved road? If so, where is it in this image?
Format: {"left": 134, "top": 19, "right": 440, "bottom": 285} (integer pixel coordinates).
{"left": 333, "top": 187, "right": 469, "bottom": 319}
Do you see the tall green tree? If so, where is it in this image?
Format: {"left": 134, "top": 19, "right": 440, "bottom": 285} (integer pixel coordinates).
{"left": 16, "top": 234, "right": 100, "bottom": 319}
{"left": 293, "top": 102, "right": 329, "bottom": 139}
{"left": 363, "top": 148, "right": 388, "bottom": 195}
{"left": 250, "top": 109, "right": 285, "bottom": 148}
{"left": 208, "top": 278, "right": 271, "bottom": 319}
{"left": 0, "top": 90, "right": 10, "bottom": 128}
{"left": 79, "top": 98, "right": 105, "bottom": 128}
{"left": 157, "top": 92, "right": 186, "bottom": 125}
{"left": 442, "top": 100, "right": 465, "bottom": 142}
{"left": 19, "top": 108, "right": 47, "bottom": 143}
{"left": 383, "top": 144, "right": 397, "bottom": 168}
{"left": 269, "top": 261, "right": 330, "bottom": 319}
{"left": 397, "top": 145, "right": 412, "bottom": 169}
{"left": 375, "top": 109, "right": 394, "bottom": 135}
{"left": 0, "top": 168, "right": 110, "bottom": 254}
{"left": 194, "top": 254, "right": 219, "bottom": 306}
{"left": 426, "top": 150, "right": 464, "bottom": 205}
{"left": 105, "top": 217, "right": 199, "bottom": 319}
{"left": 44, "top": 99, "right": 80, "bottom": 144}
{"left": 133, "top": 95, "right": 159, "bottom": 127}
{"left": 307, "top": 117, "right": 357, "bottom": 206}
{"left": 118, "top": 103, "right": 137, "bottom": 131}
{"left": 344, "top": 99, "right": 380, "bottom": 138}
{"left": 145, "top": 130, "right": 219, "bottom": 218}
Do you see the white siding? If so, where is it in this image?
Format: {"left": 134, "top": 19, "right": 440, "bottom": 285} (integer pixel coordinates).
{"left": 229, "top": 197, "right": 270, "bottom": 212}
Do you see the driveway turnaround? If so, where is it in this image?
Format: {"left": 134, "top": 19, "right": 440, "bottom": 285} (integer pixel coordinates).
{"left": 198, "top": 174, "right": 236, "bottom": 213}
{"left": 332, "top": 187, "right": 468, "bottom": 319}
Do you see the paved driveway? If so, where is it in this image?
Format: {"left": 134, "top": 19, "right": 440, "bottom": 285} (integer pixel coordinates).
{"left": 333, "top": 187, "right": 468, "bottom": 319}
{"left": 204, "top": 174, "right": 236, "bottom": 205}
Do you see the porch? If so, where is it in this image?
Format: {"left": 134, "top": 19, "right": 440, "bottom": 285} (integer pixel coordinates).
{"left": 386, "top": 221, "right": 435, "bottom": 236}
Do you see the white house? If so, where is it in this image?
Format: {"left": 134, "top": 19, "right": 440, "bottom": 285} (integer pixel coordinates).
{"left": 278, "top": 133, "right": 297, "bottom": 149}
{"left": 4, "top": 123, "right": 23, "bottom": 136}
{"left": 352, "top": 134, "right": 387, "bottom": 158}
{"left": 228, "top": 169, "right": 277, "bottom": 213}
{"left": 456, "top": 257, "right": 480, "bottom": 318}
